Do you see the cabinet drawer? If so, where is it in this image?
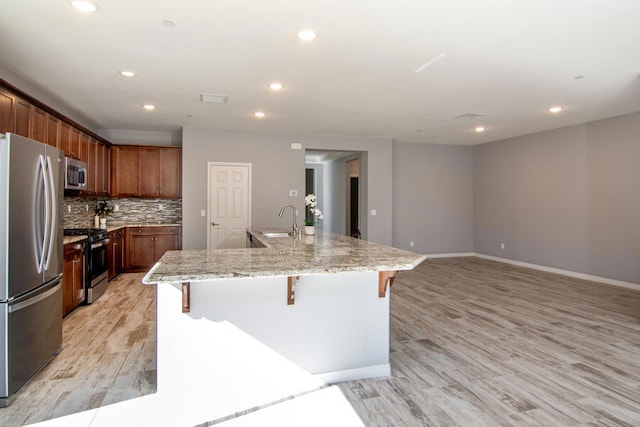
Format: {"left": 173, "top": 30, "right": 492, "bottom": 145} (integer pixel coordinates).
{"left": 64, "top": 242, "right": 85, "bottom": 255}
{"left": 129, "top": 227, "right": 155, "bottom": 236}
{"left": 154, "top": 226, "right": 179, "bottom": 235}
{"left": 129, "top": 226, "right": 178, "bottom": 235}
{"left": 109, "top": 229, "right": 124, "bottom": 238}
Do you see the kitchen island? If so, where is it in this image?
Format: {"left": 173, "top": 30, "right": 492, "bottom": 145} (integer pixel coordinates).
{"left": 144, "top": 230, "right": 425, "bottom": 383}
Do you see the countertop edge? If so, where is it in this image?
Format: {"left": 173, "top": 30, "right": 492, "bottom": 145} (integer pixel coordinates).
{"left": 142, "top": 228, "right": 427, "bottom": 285}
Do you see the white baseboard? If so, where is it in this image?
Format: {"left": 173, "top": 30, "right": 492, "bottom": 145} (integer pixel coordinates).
{"left": 314, "top": 364, "right": 391, "bottom": 384}
{"left": 473, "top": 253, "right": 640, "bottom": 292}
{"left": 423, "top": 252, "right": 475, "bottom": 259}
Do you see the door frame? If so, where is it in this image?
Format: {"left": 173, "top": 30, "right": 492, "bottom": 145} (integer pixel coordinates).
{"left": 206, "top": 162, "right": 252, "bottom": 249}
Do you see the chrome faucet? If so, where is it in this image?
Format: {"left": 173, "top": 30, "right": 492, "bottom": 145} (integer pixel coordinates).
{"left": 278, "top": 204, "right": 298, "bottom": 236}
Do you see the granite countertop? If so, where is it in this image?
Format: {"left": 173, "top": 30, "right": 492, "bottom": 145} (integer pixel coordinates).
{"left": 142, "top": 229, "right": 426, "bottom": 284}
{"left": 105, "top": 223, "right": 182, "bottom": 232}
{"left": 63, "top": 223, "right": 182, "bottom": 245}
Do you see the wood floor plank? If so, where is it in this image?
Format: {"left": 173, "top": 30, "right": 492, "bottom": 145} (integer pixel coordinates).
{"left": 340, "top": 257, "right": 640, "bottom": 426}
{"left": 0, "top": 273, "right": 156, "bottom": 427}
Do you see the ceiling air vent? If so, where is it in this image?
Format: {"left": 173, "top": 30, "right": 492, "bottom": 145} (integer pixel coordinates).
{"left": 200, "top": 93, "right": 228, "bottom": 104}
{"left": 454, "top": 113, "right": 484, "bottom": 121}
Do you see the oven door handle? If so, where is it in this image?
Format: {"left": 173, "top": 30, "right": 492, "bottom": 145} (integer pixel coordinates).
{"left": 91, "top": 239, "right": 110, "bottom": 249}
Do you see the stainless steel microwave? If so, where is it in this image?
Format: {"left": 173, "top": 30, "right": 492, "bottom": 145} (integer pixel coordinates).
{"left": 64, "top": 157, "right": 87, "bottom": 190}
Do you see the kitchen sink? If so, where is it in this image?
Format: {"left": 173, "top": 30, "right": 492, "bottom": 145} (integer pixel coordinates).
{"left": 260, "top": 231, "right": 291, "bottom": 238}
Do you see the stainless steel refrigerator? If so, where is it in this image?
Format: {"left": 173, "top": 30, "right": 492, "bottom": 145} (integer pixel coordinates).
{"left": 0, "top": 133, "right": 63, "bottom": 407}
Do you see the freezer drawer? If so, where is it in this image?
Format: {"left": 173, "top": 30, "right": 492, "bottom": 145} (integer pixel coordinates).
{"left": 0, "top": 280, "right": 62, "bottom": 406}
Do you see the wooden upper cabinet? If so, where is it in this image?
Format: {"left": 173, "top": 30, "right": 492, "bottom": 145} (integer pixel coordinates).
{"left": 103, "top": 145, "right": 111, "bottom": 195}
{"left": 80, "top": 133, "right": 89, "bottom": 163}
{"left": 138, "top": 148, "right": 160, "bottom": 197}
{"left": 15, "top": 98, "right": 31, "bottom": 138}
{"left": 59, "top": 122, "right": 72, "bottom": 157}
{"left": 0, "top": 84, "right": 112, "bottom": 183}
{"left": 0, "top": 88, "right": 15, "bottom": 134}
{"left": 112, "top": 146, "right": 139, "bottom": 197}
{"left": 60, "top": 124, "right": 81, "bottom": 159}
{"left": 159, "top": 148, "right": 181, "bottom": 198}
{"left": 46, "top": 114, "right": 60, "bottom": 148}
{"left": 84, "top": 135, "right": 96, "bottom": 194}
{"left": 69, "top": 128, "right": 81, "bottom": 159}
{"left": 111, "top": 146, "right": 181, "bottom": 198}
{"left": 30, "top": 106, "right": 47, "bottom": 143}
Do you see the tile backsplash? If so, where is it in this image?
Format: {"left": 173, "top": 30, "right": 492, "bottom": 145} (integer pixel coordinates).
{"left": 64, "top": 197, "right": 182, "bottom": 228}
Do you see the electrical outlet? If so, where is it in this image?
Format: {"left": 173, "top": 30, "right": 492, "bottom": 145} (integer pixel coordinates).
{"left": 67, "top": 205, "right": 71, "bottom": 213}
{"left": 85, "top": 204, "right": 88, "bottom": 212}
{"left": 158, "top": 204, "right": 164, "bottom": 210}
{"left": 114, "top": 204, "right": 119, "bottom": 212}
{"left": 289, "top": 190, "right": 297, "bottom": 197}
{"left": 410, "top": 241, "right": 414, "bottom": 247}
{"left": 501, "top": 243, "right": 505, "bottom": 249}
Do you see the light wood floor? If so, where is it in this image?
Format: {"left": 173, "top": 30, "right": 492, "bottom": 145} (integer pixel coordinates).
{"left": 2, "top": 258, "right": 639, "bottom": 426}
{"left": 339, "top": 257, "right": 640, "bottom": 426}
{"left": 0, "top": 273, "right": 156, "bottom": 427}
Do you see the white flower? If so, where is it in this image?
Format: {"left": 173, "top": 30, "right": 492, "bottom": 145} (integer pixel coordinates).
{"left": 304, "top": 193, "right": 324, "bottom": 225}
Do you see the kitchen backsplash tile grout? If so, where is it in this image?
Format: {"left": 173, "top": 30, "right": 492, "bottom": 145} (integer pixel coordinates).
{"left": 64, "top": 197, "right": 182, "bottom": 228}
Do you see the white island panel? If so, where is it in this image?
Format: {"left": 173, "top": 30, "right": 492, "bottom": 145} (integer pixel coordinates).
{"left": 185, "top": 271, "right": 390, "bottom": 380}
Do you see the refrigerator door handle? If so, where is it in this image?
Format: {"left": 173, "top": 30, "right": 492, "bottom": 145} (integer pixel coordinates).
{"left": 8, "top": 281, "right": 61, "bottom": 313}
{"left": 36, "top": 155, "right": 47, "bottom": 274}
{"left": 43, "top": 155, "right": 56, "bottom": 271}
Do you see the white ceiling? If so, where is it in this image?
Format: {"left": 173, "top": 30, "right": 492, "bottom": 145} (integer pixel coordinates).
{"left": 1, "top": 0, "right": 639, "bottom": 145}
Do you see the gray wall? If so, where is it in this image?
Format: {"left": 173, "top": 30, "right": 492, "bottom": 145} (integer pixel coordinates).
{"left": 392, "top": 142, "right": 474, "bottom": 254}
{"left": 474, "top": 111, "right": 640, "bottom": 284}
{"left": 182, "top": 127, "right": 392, "bottom": 249}
{"left": 324, "top": 159, "right": 346, "bottom": 234}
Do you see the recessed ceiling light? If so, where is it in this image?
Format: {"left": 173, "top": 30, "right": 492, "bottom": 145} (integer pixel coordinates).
{"left": 142, "top": 104, "right": 155, "bottom": 111}
{"left": 253, "top": 111, "right": 266, "bottom": 118}
{"left": 70, "top": 0, "right": 98, "bottom": 13}
{"left": 297, "top": 29, "right": 317, "bottom": 41}
{"left": 474, "top": 126, "right": 486, "bottom": 133}
{"left": 548, "top": 106, "right": 563, "bottom": 113}
{"left": 119, "top": 70, "right": 136, "bottom": 77}
{"left": 163, "top": 20, "right": 176, "bottom": 27}
{"left": 268, "top": 82, "right": 284, "bottom": 91}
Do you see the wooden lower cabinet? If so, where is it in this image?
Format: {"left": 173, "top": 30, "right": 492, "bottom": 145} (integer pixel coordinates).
{"left": 108, "top": 228, "right": 125, "bottom": 280}
{"left": 63, "top": 241, "right": 85, "bottom": 316}
{"left": 125, "top": 226, "right": 180, "bottom": 271}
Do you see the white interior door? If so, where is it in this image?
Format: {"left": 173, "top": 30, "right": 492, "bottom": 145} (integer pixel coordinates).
{"left": 208, "top": 162, "right": 251, "bottom": 249}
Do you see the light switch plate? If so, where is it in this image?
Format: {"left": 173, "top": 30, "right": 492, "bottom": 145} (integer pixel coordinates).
{"left": 200, "top": 210, "right": 206, "bottom": 217}
{"left": 291, "top": 142, "right": 302, "bottom": 150}
{"left": 371, "top": 209, "right": 377, "bottom": 216}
